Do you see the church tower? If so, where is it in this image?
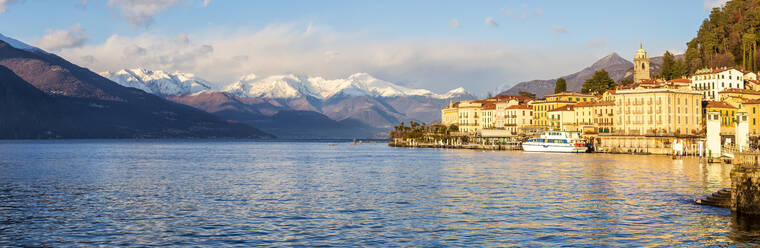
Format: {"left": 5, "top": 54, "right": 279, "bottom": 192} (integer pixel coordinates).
{"left": 634, "top": 44, "right": 650, "bottom": 82}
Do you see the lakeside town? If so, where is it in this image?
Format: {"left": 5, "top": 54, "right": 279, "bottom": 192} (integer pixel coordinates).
{"left": 391, "top": 45, "right": 760, "bottom": 159}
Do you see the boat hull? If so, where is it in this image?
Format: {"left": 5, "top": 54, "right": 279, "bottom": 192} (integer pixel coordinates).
{"left": 522, "top": 142, "right": 588, "bottom": 153}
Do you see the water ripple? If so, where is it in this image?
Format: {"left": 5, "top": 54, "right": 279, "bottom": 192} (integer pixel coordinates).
{"left": 0, "top": 140, "right": 752, "bottom": 246}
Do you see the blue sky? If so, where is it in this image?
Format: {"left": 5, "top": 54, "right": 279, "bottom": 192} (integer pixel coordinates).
{"left": 0, "top": 0, "right": 727, "bottom": 95}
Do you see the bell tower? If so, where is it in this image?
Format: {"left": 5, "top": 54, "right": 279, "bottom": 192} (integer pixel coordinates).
{"left": 634, "top": 44, "right": 650, "bottom": 82}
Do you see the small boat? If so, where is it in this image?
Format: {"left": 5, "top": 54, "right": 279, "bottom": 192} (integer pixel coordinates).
{"left": 522, "top": 130, "right": 588, "bottom": 153}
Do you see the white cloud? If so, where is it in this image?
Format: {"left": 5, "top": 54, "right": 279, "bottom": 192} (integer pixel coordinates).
{"left": 56, "top": 23, "right": 597, "bottom": 94}
{"left": 704, "top": 0, "right": 728, "bottom": 10}
{"left": 201, "top": 0, "right": 211, "bottom": 7}
{"left": 107, "top": 0, "right": 183, "bottom": 27}
{"left": 0, "top": 0, "right": 20, "bottom": 14}
{"left": 485, "top": 17, "right": 498, "bottom": 27}
{"left": 449, "top": 18, "right": 461, "bottom": 29}
{"left": 550, "top": 25, "right": 567, "bottom": 34}
{"left": 36, "top": 23, "right": 89, "bottom": 52}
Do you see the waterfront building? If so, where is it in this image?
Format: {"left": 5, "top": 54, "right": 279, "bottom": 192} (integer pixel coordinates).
{"left": 479, "top": 103, "right": 496, "bottom": 129}
{"left": 633, "top": 45, "right": 651, "bottom": 83}
{"left": 441, "top": 101, "right": 459, "bottom": 126}
{"left": 572, "top": 101, "right": 595, "bottom": 133}
{"left": 504, "top": 105, "right": 533, "bottom": 134}
{"left": 441, "top": 95, "right": 530, "bottom": 132}
{"left": 592, "top": 100, "right": 616, "bottom": 133}
{"left": 705, "top": 101, "right": 738, "bottom": 135}
{"left": 614, "top": 87, "right": 703, "bottom": 135}
{"left": 689, "top": 67, "right": 745, "bottom": 100}
{"left": 493, "top": 99, "right": 522, "bottom": 128}
{"left": 548, "top": 105, "right": 576, "bottom": 131}
{"left": 740, "top": 99, "right": 760, "bottom": 135}
{"left": 532, "top": 92, "right": 595, "bottom": 127}
{"left": 455, "top": 100, "right": 482, "bottom": 133}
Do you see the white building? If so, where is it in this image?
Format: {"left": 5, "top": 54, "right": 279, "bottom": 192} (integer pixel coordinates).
{"left": 690, "top": 68, "right": 744, "bottom": 100}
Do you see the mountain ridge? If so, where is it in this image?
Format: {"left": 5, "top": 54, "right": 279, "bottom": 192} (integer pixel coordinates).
{"left": 0, "top": 37, "right": 272, "bottom": 139}
{"left": 499, "top": 52, "right": 683, "bottom": 98}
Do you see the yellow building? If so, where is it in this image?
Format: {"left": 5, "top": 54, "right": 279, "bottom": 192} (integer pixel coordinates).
{"left": 572, "top": 101, "right": 595, "bottom": 133}
{"left": 548, "top": 105, "right": 577, "bottom": 131}
{"left": 741, "top": 99, "right": 760, "bottom": 135}
{"left": 504, "top": 105, "right": 533, "bottom": 134}
{"left": 440, "top": 95, "right": 533, "bottom": 134}
{"left": 533, "top": 92, "right": 595, "bottom": 127}
{"left": 720, "top": 88, "right": 760, "bottom": 107}
{"left": 592, "top": 101, "right": 616, "bottom": 134}
{"left": 705, "top": 101, "right": 738, "bottom": 135}
{"left": 456, "top": 100, "right": 483, "bottom": 133}
{"left": 441, "top": 101, "right": 459, "bottom": 126}
{"left": 493, "top": 99, "right": 521, "bottom": 128}
{"left": 614, "top": 88, "right": 703, "bottom": 135}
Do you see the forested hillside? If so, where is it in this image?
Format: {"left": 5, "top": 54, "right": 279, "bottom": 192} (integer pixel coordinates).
{"left": 686, "top": 0, "right": 760, "bottom": 72}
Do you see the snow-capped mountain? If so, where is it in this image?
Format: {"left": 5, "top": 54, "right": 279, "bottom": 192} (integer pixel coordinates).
{"left": 0, "top": 33, "right": 46, "bottom": 53}
{"left": 100, "top": 68, "right": 213, "bottom": 97}
{"left": 225, "top": 72, "right": 471, "bottom": 100}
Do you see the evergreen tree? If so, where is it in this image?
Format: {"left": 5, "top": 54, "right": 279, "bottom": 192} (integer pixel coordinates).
{"left": 554, "top": 77, "right": 567, "bottom": 93}
{"left": 581, "top": 70, "right": 616, "bottom": 94}
{"left": 659, "top": 51, "right": 676, "bottom": 80}
{"left": 673, "top": 58, "right": 688, "bottom": 79}
{"left": 684, "top": 1, "right": 760, "bottom": 72}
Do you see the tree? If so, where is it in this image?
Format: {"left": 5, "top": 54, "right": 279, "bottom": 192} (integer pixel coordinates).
{"left": 518, "top": 91, "right": 536, "bottom": 99}
{"left": 684, "top": 1, "right": 760, "bottom": 71}
{"left": 448, "top": 124, "right": 459, "bottom": 132}
{"left": 619, "top": 78, "right": 633, "bottom": 86}
{"left": 554, "top": 78, "right": 567, "bottom": 93}
{"left": 672, "top": 58, "right": 688, "bottom": 79}
{"left": 659, "top": 51, "right": 676, "bottom": 80}
{"left": 581, "top": 69, "right": 616, "bottom": 94}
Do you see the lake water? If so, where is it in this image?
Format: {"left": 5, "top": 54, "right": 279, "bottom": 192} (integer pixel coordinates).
{"left": 0, "top": 140, "right": 757, "bottom": 246}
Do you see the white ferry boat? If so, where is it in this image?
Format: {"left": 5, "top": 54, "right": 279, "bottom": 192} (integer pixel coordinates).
{"left": 522, "top": 131, "right": 588, "bottom": 153}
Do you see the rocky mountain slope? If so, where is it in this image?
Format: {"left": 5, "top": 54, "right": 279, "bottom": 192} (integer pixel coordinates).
{"left": 500, "top": 53, "right": 683, "bottom": 98}
{"left": 0, "top": 36, "right": 272, "bottom": 139}
{"left": 102, "top": 68, "right": 477, "bottom": 137}
{"left": 500, "top": 53, "right": 632, "bottom": 98}
{"left": 168, "top": 91, "right": 382, "bottom": 139}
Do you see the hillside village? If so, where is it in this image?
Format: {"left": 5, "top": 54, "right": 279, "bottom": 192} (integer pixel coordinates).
{"left": 397, "top": 45, "right": 760, "bottom": 155}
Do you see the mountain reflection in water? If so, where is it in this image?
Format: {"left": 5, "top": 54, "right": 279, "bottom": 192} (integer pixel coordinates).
{"left": 0, "top": 140, "right": 756, "bottom": 246}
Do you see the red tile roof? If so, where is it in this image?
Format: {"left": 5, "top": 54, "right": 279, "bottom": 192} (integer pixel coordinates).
{"left": 667, "top": 78, "right": 691, "bottom": 83}
{"left": 505, "top": 104, "right": 531, "bottom": 110}
{"left": 574, "top": 101, "right": 596, "bottom": 107}
{"left": 705, "top": 101, "right": 737, "bottom": 109}
{"left": 744, "top": 99, "right": 760, "bottom": 104}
